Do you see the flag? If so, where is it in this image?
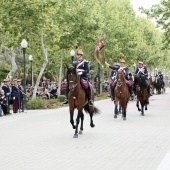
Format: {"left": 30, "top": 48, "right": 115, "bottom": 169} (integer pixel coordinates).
{"left": 94, "top": 37, "right": 104, "bottom": 64}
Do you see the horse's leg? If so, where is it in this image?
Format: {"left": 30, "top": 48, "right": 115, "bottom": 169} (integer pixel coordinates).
{"left": 122, "top": 109, "right": 126, "bottom": 120}
{"left": 90, "top": 111, "right": 95, "bottom": 128}
{"left": 141, "top": 102, "right": 144, "bottom": 116}
{"left": 118, "top": 105, "right": 121, "bottom": 114}
{"left": 145, "top": 103, "right": 148, "bottom": 111}
{"left": 73, "top": 110, "right": 81, "bottom": 138}
{"left": 114, "top": 101, "right": 118, "bottom": 118}
{"left": 79, "top": 112, "right": 84, "bottom": 134}
{"left": 70, "top": 110, "right": 76, "bottom": 129}
{"left": 136, "top": 101, "right": 141, "bottom": 112}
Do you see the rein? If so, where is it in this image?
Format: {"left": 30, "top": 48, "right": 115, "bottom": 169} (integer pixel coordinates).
{"left": 68, "top": 72, "right": 82, "bottom": 99}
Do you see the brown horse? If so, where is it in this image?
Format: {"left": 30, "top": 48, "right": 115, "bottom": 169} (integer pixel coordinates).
{"left": 114, "top": 69, "right": 130, "bottom": 120}
{"left": 67, "top": 66, "right": 100, "bottom": 138}
{"left": 134, "top": 75, "right": 149, "bottom": 116}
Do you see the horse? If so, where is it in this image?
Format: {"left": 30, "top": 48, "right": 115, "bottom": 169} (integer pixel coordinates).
{"left": 114, "top": 69, "right": 130, "bottom": 120}
{"left": 67, "top": 66, "right": 100, "bottom": 138}
{"left": 134, "top": 75, "right": 149, "bottom": 116}
{"left": 148, "top": 76, "right": 154, "bottom": 95}
{"left": 154, "top": 77, "right": 165, "bottom": 94}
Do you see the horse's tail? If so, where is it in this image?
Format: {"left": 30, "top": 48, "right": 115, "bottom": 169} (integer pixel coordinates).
{"left": 84, "top": 104, "right": 101, "bottom": 115}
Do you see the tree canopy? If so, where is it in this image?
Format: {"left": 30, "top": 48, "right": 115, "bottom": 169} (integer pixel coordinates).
{"left": 0, "top": 0, "right": 169, "bottom": 82}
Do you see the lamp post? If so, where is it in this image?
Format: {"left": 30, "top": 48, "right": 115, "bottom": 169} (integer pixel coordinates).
{"left": 29, "top": 55, "right": 33, "bottom": 86}
{"left": 21, "top": 39, "right": 28, "bottom": 112}
{"left": 70, "top": 50, "right": 75, "bottom": 63}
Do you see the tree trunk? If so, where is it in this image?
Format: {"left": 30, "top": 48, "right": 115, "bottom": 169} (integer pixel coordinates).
{"left": 1, "top": 46, "right": 18, "bottom": 80}
{"left": 57, "top": 49, "right": 64, "bottom": 96}
{"left": 32, "top": 31, "right": 48, "bottom": 99}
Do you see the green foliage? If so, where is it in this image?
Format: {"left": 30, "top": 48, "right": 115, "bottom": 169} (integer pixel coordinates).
{"left": 58, "top": 95, "right": 66, "bottom": 102}
{"left": 0, "top": 0, "right": 170, "bottom": 80}
{"left": 0, "top": 63, "right": 10, "bottom": 82}
{"left": 27, "top": 98, "right": 45, "bottom": 109}
{"left": 27, "top": 98, "right": 63, "bottom": 109}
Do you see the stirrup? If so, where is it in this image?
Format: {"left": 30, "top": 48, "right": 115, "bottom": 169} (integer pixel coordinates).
{"left": 63, "top": 99, "right": 68, "bottom": 104}
{"left": 89, "top": 99, "right": 94, "bottom": 106}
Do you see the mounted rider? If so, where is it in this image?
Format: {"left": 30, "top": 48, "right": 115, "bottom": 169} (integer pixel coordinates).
{"left": 63, "top": 49, "right": 94, "bottom": 106}
{"left": 134, "top": 61, "right": 152, "bottom": 96}
{"left": 105, "top": 58, "right": 134, "bottom": 101}
{"left": 156, "top": 71, "right": 165, "bottom": 85}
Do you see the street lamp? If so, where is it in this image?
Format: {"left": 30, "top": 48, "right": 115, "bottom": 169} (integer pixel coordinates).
{"left": 21, "top": 39, "right": 28, "bottom": 112}
{"left": 70, "top": 50, "right": 75, "bottom": 63}
{"left": 29, "top": 55, "right": 33, "bottom": 86}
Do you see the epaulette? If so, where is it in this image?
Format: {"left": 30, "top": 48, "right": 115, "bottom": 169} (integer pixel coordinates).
{"left": 84, "top": 60, "right": 89, "bottom": 63}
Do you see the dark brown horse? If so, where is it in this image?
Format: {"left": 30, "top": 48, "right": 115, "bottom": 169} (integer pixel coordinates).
{"left": 153, "top": 77, "right": 165, "bottom": 94}
{"left": 134, "top": 75, "right": 149, "bottom": 116}
{"left": 67, "top": 66, "right": 100, "bottom": 138}
{"left": 114, "top": 69, "right": 130, "bottom": 120}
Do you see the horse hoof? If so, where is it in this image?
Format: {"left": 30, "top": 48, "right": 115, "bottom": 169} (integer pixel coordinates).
{"left": 141, "top": 113, "right": 144, "bottom": 116}
{"left": 73, "top": 125, "right": 76, "bottom": 129}
{"left": 73, "top": 134, "right": 78, "bottom": 138}
{"left": 114, "top": 114, "right": 117, "bottom": 118}
{"left": 90, "top": 124, "right": 95, "bottom": 128}
{"left": 145, "top": 108, "right": 147, "bottom": 110}
{"left": 123, "top": 117, "right": 126, "bottom": 120}
{"left": 79, "top": 131, "right": 83, "bottom": 135}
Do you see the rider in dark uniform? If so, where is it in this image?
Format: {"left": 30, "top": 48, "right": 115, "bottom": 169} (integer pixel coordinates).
{"left": 105, "top": 59, "right": 134, "bottom": 100}
{"left": 63, "top": 49, "right": 94, "bottom": 106}
{"left": 156, "top": 71, "right": 165, "bottom": 85}
{"left": 134, "top": 61, "right": 152, "bottom": 96}
{"left": 109, "top": 62, "right": 119, "bottom": 101}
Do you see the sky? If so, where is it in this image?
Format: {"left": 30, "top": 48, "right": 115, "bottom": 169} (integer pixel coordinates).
{"left": 130, "top": 0, "right": 161, "bottom": 14}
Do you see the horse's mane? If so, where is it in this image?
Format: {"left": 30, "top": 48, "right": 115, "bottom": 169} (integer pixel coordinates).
{"left": 134, "top": 75, "right": 147, "bottom": 89}
{"left": 116, "top": 70, "right": 126, "bottom": 82}
{"left": 67, "top": 66, "right": 77, "bottom": 75}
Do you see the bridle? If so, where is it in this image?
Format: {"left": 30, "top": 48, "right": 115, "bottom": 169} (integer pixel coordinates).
{"left": 135, "top": 75, "right": 142, "bottom": 91}
{"left": 116, "top": 70, "right": 124, "bottom": 87}
{"left": 68, "top": 72, "right": 79, "bottom": 92}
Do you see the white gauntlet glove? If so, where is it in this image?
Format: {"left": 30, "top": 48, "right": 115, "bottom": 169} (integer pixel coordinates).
{"left": 78, "top": 72, "right": 83, "bottom": 75}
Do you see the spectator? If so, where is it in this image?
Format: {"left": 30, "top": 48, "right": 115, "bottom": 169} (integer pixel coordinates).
{"left": 0, "top": 90, "right": 8, "bottom": 116}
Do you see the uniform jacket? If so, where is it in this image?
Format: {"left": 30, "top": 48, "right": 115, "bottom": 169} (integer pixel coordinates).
{"left": 110, "top": 69, "right": 117, "bottom": 80}
{"left": 11, "top": 85, "right": 20, "bottom": 98}
{"left": 109, "top": 65, "right": 129, "bottom": 79}
{"left": 73, "top": 60, "right": 89, "bottom": 80}
{"left": 135, "top": 66, "right": 148, "bottom": 79}
{"left": 2, "top": 85, "right": 10, "bottom": 98}
{"left": 156, "top": 74, "right": 163, "bottom": 80}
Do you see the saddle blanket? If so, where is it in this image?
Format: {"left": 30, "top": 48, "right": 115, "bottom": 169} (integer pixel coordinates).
{"left": 80, "top": 79, "right": 89, "bottom": 89}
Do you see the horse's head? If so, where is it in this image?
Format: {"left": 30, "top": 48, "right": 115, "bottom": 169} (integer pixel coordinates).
{"left": 116, "top": 69, "right": 125, "bottom": 87}
{"left": 67, "top": 66, "right": 79, "bottom": 91}
{"left": 134, "top": 75, "right": 146, "bottom": 91}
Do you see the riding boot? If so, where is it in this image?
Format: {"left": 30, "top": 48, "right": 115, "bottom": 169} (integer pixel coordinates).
{"left": 129, "top": 86, "right": 134, "bottom": 99}
{"left": 86, "top": 87, "right": 94, "bottom": 106}
{"left": 133, "top": 86, "right": 136, "bottom": 96}
{"left": 111, "top": 88, "right": 115, "bottom": 101}
{"left": 148, "top": 87, "right": 152, "bottom": 96}
{"left": 63, "top": 91, "right": 69, "bottom": 104}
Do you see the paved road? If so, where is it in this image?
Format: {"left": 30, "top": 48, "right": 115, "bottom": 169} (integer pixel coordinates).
{"left": 0, "top": 89, "right": 170, "bottom": 170}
